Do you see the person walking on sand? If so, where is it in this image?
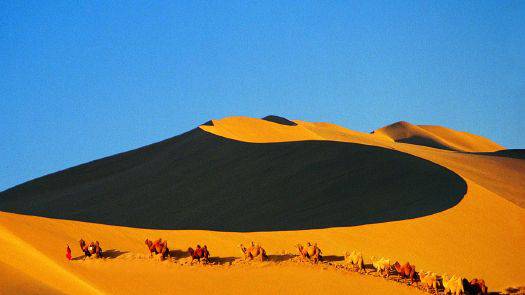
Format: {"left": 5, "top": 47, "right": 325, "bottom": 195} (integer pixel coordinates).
{"left": 66, "top": 244, "right": 72, "bottom": 260}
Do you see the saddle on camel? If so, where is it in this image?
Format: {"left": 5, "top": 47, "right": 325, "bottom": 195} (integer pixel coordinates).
{"left": 240, "top": 242, "right": 268, "bottom": 261}
{"left": 297, "top": 242, "right": 322, "bottom": 263}
{"left": 145, "top": 238, "right": 170, "bottom": 260}
{"left": 188, "top": 244, "right": 210, "bottom": 263}
{"left": 79, "top": 239, "right": 103, "bottom": 258}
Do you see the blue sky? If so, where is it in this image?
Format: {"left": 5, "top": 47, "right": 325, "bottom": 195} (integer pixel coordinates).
{"left": 1, "top": 1, "right": 524, "bottom": 190}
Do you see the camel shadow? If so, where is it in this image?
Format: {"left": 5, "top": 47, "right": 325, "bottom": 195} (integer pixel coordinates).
{"left": 103, "top": 249, "right": 128, "bottom": 259}
{"left": 323, "top": 255, "right": 344, "bottom": 262}
{"left": 361, "top": 263, "right": 383, "bottom": 274}
{"left": 72, "top": 255, "right": 86, "bottom": 261}
{"left": 71, "top": 249, "right": 127, "bottom": 260}
{"left": 169, "top": 249, "right": 189, "bottom": 259}
{"left": 210, "top": 256, "right": 236, "bottom": 265}
{"left": 268, "top": 254, "right": 296, "bottom": 262}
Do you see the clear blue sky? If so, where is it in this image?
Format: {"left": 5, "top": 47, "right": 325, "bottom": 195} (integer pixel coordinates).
{"left": 1, "top": 1, "right": 524, "bottom": 191}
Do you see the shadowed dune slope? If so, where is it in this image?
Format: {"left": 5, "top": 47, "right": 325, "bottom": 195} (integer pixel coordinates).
{"left": 477, "top": 149, "right": 525, "bottom": 160}
{"left": 0, "top": 128, "right": 466, "bottom": 231}
{"left": 372, "top": 121, "right": 504, "bottom": 152}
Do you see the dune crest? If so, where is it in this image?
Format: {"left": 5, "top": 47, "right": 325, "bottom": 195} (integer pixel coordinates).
{"left": 200, "top": 116, "right": 505, "bottom": 153}
{"left": 372, "top": 121, "right": 504, "bottom": 152}
{"left": 200, "top": 116, "right": 394, "bottom": 147}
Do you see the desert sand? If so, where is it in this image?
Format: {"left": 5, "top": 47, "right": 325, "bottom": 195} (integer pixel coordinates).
{"left": 1, "top": 116, "right": 523, "bottom": 294}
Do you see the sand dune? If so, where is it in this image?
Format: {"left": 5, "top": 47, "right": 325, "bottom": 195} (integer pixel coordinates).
{"left": 202, "top": 116, "right": 525, "bottom": 207}
{"left": 1, "top": 115, "right": 523, "bottom": 294}
{"left": 372, "top": 121, "right": 504, "bottom": 152}
{"left": 0, "top": 128, "right": 466, "bottom": 231}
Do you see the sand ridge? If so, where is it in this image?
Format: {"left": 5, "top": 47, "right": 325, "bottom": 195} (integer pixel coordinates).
{"left": 372, "top": 121, "right": 505, "bottom": 152}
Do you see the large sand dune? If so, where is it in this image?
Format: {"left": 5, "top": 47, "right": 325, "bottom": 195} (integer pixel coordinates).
{"left": 1, "top": 115, "right": 523, "bottom": 294}
{"left": 0, "top": 129, "right": 466, "bottom": 231}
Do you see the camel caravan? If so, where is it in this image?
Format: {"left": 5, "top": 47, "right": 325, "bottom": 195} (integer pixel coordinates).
{"left": 74, "top": 239, "right": 489, "bottom": 294}
{"left": 343, "top": 250, "right": 488, "bottom": 295}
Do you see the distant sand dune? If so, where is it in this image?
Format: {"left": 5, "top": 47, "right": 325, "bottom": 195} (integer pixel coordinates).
{"left": 372, "top": 121, "right": 505, "bottom": 152}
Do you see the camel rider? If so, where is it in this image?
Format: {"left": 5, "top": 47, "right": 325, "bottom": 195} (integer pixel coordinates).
{"left": 194, "top": 245, "right": 203, "bottom": 257}
{"left": 83, "top": 245, "right": 91, "bottom": 257}
{"left": 151, "top": 239, "right": 162, "bottom": 254}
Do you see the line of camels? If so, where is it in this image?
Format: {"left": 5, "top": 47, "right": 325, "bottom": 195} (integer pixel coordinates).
{"left": 76, "top": 238, "right": 489, "bottom": 295}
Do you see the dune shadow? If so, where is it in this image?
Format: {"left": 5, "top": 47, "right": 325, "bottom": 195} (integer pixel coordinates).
{"left": 471, "top": 149, "right": 525, "bottom": 160}
{"left": 262, "top": 115, "right": 297, "bottom": 126}
{"left": 396, "top": 136, "right": 454, "bottom": 151}
{"left": 0, "top": 128, "right": 467, "bottom": 231}
{"left": 268, "top": 254, "right": 297, "bottom": 262}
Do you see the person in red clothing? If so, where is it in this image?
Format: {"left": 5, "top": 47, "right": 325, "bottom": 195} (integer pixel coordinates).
{"left": 66, "top": 244, "right": 72, "bottom": 260}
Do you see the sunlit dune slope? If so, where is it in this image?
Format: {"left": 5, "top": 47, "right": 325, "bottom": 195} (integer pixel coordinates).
{"left": 0, "top": 261, "right": 65, "bottom": 295}
{"left": 372, "top": 121, "right": 504, "bottom": 152}
{"left": 0, "top": 115, "right": 523, "bottom": 294}
{"left": 0, "top": 211, "right": 426, "bottom": 295}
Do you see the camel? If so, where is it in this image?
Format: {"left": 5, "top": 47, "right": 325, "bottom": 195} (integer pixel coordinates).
{"left": 442, "top": 275, "right": 464, "bottom": 295}
{"left": 297, "top": 242, "right": 322, "bottom": 263}
{"left": 462, "top": 278, "right": 488, "bottom": 295}
{"left": 370, "top": 256, "right": 391, "bottom": 277}
{"left": 240, "top": 242, "right": 268, "bottom": 261}
{"left": 393, "top": 261, "right": 417, "bottom": 284}
{"left": 344, "top": 250, "right": 364, "bottom": 272}
{"left": 419, "top": 271, "right": 439, "bottom": 294}
{"left": 145, "top": 238, "right": 170, "bottom": 260}
{"left": 188, "top": 245, "right": 209, "bottom": 264}
{"left": 79, "top": 239, "right": 103, "bottom": 258}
